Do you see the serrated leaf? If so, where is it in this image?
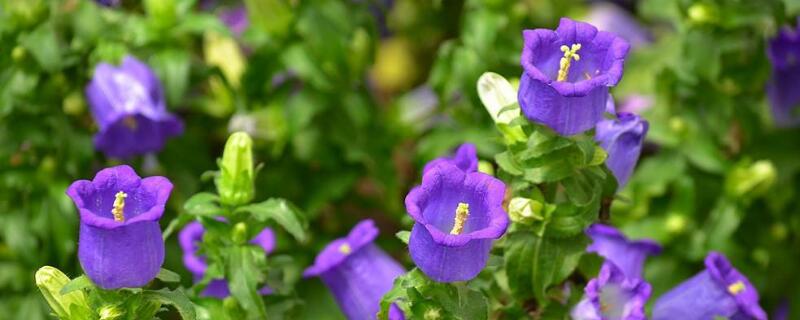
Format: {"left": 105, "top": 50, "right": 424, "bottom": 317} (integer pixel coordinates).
{"left": 155, "top": 268, "right": 181, "bottom": 283}
{"left": 183, "top": 192, "right": 221, "bottom": 216}
{"left": 235, "top": 198, "right": 308, "bottom": 242}
{"left": 144, "top": 288, "right": 197, "bottom": 320}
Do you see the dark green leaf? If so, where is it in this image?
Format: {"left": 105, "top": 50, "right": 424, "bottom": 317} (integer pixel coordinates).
{"left": 144, "top": 288, "right": 197, "bottom": 320}
{"left": 235, "top": 198, "right": 308, "bottom": 242}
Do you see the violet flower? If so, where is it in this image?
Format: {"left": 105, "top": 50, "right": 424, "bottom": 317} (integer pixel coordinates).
{"left": 304, "top": 220, "right": 406, "bottom": 320}
{"left": 766, "top": 20, "right": 800, "bottom": 127}
{"left": 94, "top": 0, "right": 121, "bottom": 7}
{"left": 594, "top": 113, "right": 648, "bottom": 189}
{"left": 585, "top": 3, "right": 652, "bottom": 49}
{"left": 571, "top": 263, "right": 652, "bottom": 320}
{"left": 85, "top": 56, "right": 184, "bottom": 159}
{"left": 586, "top": 224, "right": 661, "bottom": 279}
{"left": 653, "top": 252, "right": 767, "bottom": 320}
{"left": 617, "top": 95, "right": 654, "bottom": 115}
{"left": 422, "top": 143, "right": 478, "bottom": 175}
{"left": 178, "top": 221, "right": 275, "bottom": 298}
{"left": 219, "top": 6, "right": 248, "bottom": 37}
{"left": 518, "top": 18, "right": 630, "bottom": 136}
{"left": 405, "top": 162, "right": 508, "bottom": 282}
{"left": 66, "top": 165, "right": 172, "bottom": 289}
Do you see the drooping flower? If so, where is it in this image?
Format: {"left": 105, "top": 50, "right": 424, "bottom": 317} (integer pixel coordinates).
{"left": 178, "top": 221, "right": 274, "bottom": 298}
{"left": 653, "top": 252, "right": 767, "bottom": 320}
{"left": 585, "top": 224, "right": 661, "bottom": 279}
{"left": 594, "top": 113, "right": 648, "bottom": 189}
{"left": 422, "top": 143, "right": 478, "bottom": 175}
{"left": 766, "top": 20, "right": 800, "bottom": 127}
{"left": 405, "top": 162, "right": 508, "bottom": 282}
{"left": 85, "top": 56, "right": 184, "bottom": 159}
{"left": 585, "top": 3, "right": 652, "bottom": 49}
{"left": 571, "top": 263, "right": 652, "bottom": 320}
{"left": 518, "top": 17, "right": 630, "bottom": 136}
{"left": 304, "top": 220, "right": 406, "bottom": 320}
{"left": 66, "top": 165, "right": 173, "bottom": 289}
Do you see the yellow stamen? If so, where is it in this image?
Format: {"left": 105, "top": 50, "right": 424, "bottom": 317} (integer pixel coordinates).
{"left": 557, "top": 44, "right": 582, "bottom": 82}
{"left": 123, "top": 116, "right": 138, "bottom": 130}
{"left": 728, "top": 281, "right": 745, "bottom": 295}
{"left": 111, "top": 191, "right": 127, "bottom": 222}
{"left": 338, "top": 243, "right": 352, "bottom": 255}
{"left": 449, "top": 202, "right": 470, "bottom": 235}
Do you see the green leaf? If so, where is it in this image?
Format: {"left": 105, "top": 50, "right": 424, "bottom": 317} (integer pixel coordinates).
{"left": 395, "top": 231, "right": 410, "bottom": 245}
{"left": 226, "top": 246, "right": 268, "bottom": 320}
{"left": 503, "top": 231, "right": 587, "bottom": 304}
{"left": 150, "top": 50, "right": 191, "bottom": 107}
{"left": 495, "top": 151, "right": 523, "bottom": 176}
{"left": 378, "top": 269, "right": 488, "bottom": 320}
{"left": 155, "top": 268, "right": 181, "bottom": 283}
{"left": 183, "top": 192, "right": 221, "bottom": 216}
{"left": 235, "top": 198, "right": 308, "bottom": 242}
{"left": 143, "top": 288, "right": 197, "bottom": 320}
{"left": 20, "top": 21, "right": 62, "bottom": 72}
{"left": 60, "top": 275, "right": 92, "bottom": 295}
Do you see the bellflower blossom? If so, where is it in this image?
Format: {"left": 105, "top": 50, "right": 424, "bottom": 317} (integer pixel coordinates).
{"left": 178, "top": 221, "right": 275, "bottom": 298}
{"left": 405, "top": 162, "right": 508, "bottom": 282}
{"left": 766, "top": 20, "right": 800, "bottom": 127}
{"left": 586, "top": 224, "right": 661, "bottom": 279}
{"left": 85, "top": 56, "right": 184, "bottom": 159}
{"left": 66, "top": 165, "right": 172, "bottom": 289}
{"left": 585, "top": 3, "right": 652, "bottom": 49}
{"left": 304, "top": 220, "right": 406, "bottom": 320}
{"left": 422, "top": 143, "right": 478, "bottom": 175}
{"left": 518, "top": 18, "right": 630, "bottom": 136}
{"left": 219, "top": 6, "right": 248, "bottom": 37}
{"left": 571, "top": 263, "right": 652, "bottom": 320}
{"left": 653, "top": 252, "right": 767, "bottom": 320}
{"left": 594, "top": 113, "right": 648, "bottom": 189}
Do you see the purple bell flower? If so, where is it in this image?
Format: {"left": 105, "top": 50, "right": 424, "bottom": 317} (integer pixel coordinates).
{"left": 178, "top": 221, "right": 275, "bottom": 298}
{"left": 422, "top": 143, "right": 478, "bottom": 175}
{"left": 66, "top": 165, "right": 173, "bottom": 289}
{"left": 518, "top": 18, "right": 630, "bottom": 136}
{"left": 766, "top": 20, "right": 800, "bottom": 127}
{"left": 571, "top": 263, "right": 652, "bottom": 320}
{"left": 594, "top": 113, "right": 648, "bottom": 189}
{"left": 585, "top": 224, "right": 661, "bottom": 279}
{"left": 85, "top": 56, "right": 184, "bottom": 159}
{"left": 653, "top": 252, "right": 767, "bottom": 320}
{"left": 405, "top": 162, "right": 509, "bottom": 282}
{"left": 94, "top": 0, "right": 121, "bottom": 7}
{"left": 304, "top": 220, "right": 406, "bottom": 320}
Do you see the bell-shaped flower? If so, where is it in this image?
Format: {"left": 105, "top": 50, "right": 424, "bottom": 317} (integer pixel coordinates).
{"left": 766, "top": 20, "right": 800, "bottom": 128}
{"left": 178, "top": 221, "right": 275, "bottom": 298}
{"left": 518, "top": 18, "right": 630, "bottom": 136}
{"left": 571, "top": 263, "right": 652, "bottom": 320}
{"left": 585, "top": 224, "right": 661, "bottom": 279}
{"left": 594, "top": 113, "right": 648, "bottom": 189}
{"left": 585, "top": 3, "right": 652, "bottom": 49}
{"left": 304, "top": 220, "right": 406, "bottom": 320}
{"left": 422, "top": 143, "right": 478, "bottom": 175}
{"left": 66, "top": 165, "right": 173, "bottom": 289}
{"left": 653, "top": 252, "right": 767, "bottom": 320}
{"left": 85, "top": 56, "right": 184, "bottom": 158}
{"left": 405, "top": 162, "right": 508, "bottom": 282}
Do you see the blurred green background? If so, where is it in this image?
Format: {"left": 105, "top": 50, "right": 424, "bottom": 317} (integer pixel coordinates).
{"left": 1, "top": 0, "right": 798, "bottom": 319}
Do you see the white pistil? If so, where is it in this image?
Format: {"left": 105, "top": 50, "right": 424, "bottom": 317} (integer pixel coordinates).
{"left": 557, "top": 44, "right": 582, "bottom": 82}
{"left": 111, "top": 191, "right": 127, "bottom": 222}
{"left": 449, "top": 202, "right": 470, "bottom": 235}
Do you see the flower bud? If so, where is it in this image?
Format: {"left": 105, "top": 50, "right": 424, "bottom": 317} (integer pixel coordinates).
{"left": 508, "top": 197, "right": 545, "bottom": 225}
{"left": 477, "top": 72, "right": 519, "bottom": 125}
{"left": 725, "top": 160, "right": 776, "bottom": 198}
{"left": 232, "top": 222, "right": 248, "bottom": 244}
{"left": 477, "top": 160, "right": 494, "bottom": 176}
{"left": 35, "top": 266, "right": 89, "bottom": 319}
{"left": 204, "top": 31, "right": 245, "bottom": 88}
{"left": 98, "top": 305, "right": 124, "bottom": 320}
{"left": 217, "top": 132, "right": 255, "bottom": 206}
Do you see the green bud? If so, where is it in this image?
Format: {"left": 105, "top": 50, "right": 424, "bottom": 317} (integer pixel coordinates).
{"left": 725, "top": 160, "right": 776, "bottom": 198}
{"left": 477, "top": 160, "right": 494, "bottom": 176}
{"left": 216, "top": 132, "right": 255, "bottom": 206}
{"left": 204, "top": 31, "right": 245, "bottom": 88}
{"left": 98, "top": 305, "right": 124, "bottom": 320}
{"left": 665, "top": 214, "right": 687, "bottom": 234}
{"left": 11, "top": 46, "right": 26, "bottom": 63}
{"left": 477, "top": 72, "right": 519, "bottom": 125}
{"left": 771, "top": 223, "right": 788, "bottom": 241}
{"left": 35, "top": 266, "right": 89, "bottom": 319}
{"left": 232, "top": 222, "right": 248, "bottom": 244}
{"left": 63, "top": 91, "right": 86, "bottom": 115}
{"left": 687, "top": 3, "right": 718, "bottom": 25}
{"left": 423, "top": 307, "right": 441, "bottom": 320}
{"left": 669, "top": 117, "right": 686, "bottom": 134}
{"left": 508, "top": 197, "right": 545, "bottom": 225}
{"left": 144, "top": 0, "right": 177, "bottom": 28}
